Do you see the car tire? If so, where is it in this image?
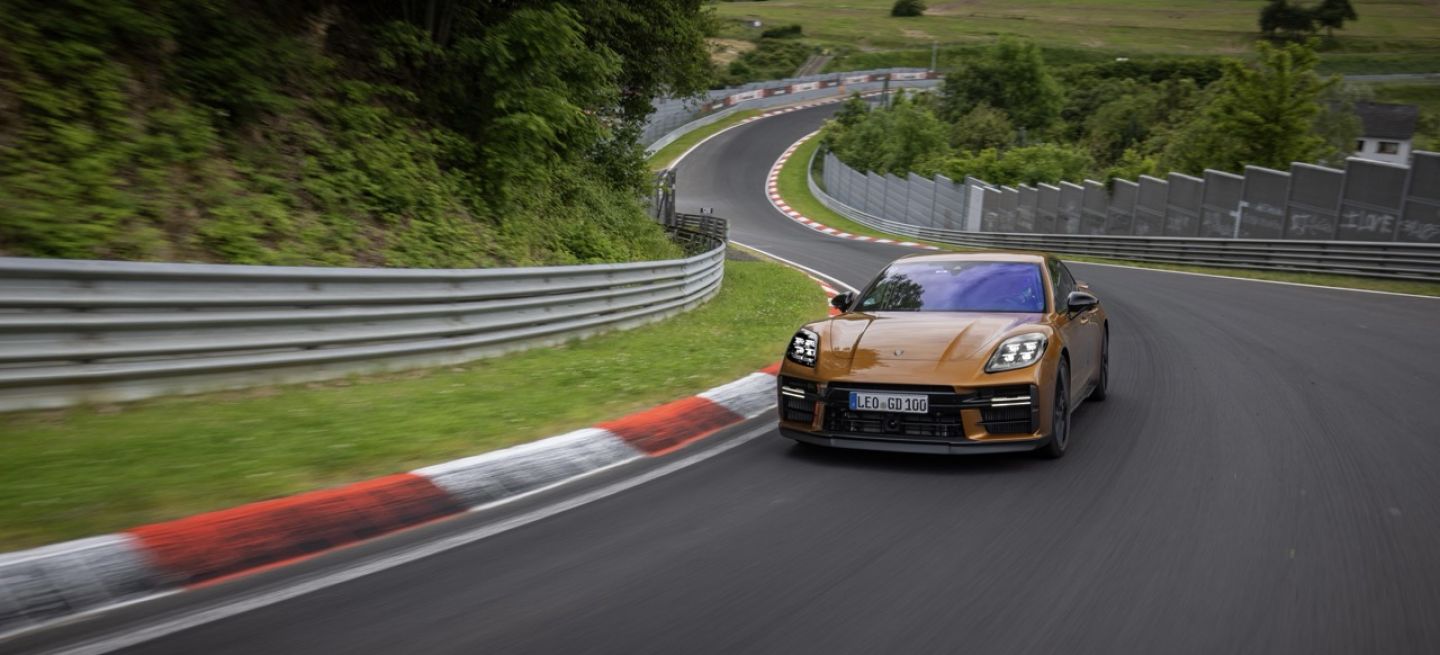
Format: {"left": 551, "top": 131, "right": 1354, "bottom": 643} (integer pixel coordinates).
{"left": 1089, "top": 328, "right": 1109, "bottom": 402}
{"left": 1036, "top": 360, "right": 1071, "bottom": 459}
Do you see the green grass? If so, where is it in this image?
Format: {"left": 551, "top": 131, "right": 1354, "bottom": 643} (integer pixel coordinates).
{"left": 0, "top": 256, "right": 823, "bottom": 551}
{"left": 825, "top": 45, "right": 1440, "bottom": 77}
{"left": 1368, "top": 80, "right": 1440, "bottom": 113}
{"left": 648, "top": 109, "right": 765, "bottom": 171}
{"left": 781, "top": 135, "right": 958, "bottom": 249}
{"left": 1317, "top": 52, "right": 1440, "bottom": 75}
{"left": 782, "top": 135, "right": 1440, "bottom": 297}
{"left": 716, "top": 0, "right": 1440, "bottom": 73}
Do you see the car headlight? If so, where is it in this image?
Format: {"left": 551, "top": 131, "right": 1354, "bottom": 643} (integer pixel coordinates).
{"left": 986, "top": 333, "right": 1046, "bottom": 372}
{"left": 786, "top": 328, "right": 819, "bottom": 368}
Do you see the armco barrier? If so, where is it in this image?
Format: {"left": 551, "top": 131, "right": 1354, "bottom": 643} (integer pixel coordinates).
{"left": 808, "top": 150, "right": 1440, "bottom": 281}
{"left": 812, "top": 149, "right": 1440, "bottom": 281}
{"left": 642, "top": 68, "right": 943, "bottom": 154}
{"left": 0, "top": 218, "right": 726, "bottom": 412}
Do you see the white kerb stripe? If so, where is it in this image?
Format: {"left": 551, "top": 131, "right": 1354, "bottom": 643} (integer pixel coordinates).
{"left": 413, "top": 428, "right": 639, "bottom": 508}
{"left": 0, "top": 534, "right": 160, "bottom": 636}
{"left": 698, "top": 373, "right": 779, "bottom": 419}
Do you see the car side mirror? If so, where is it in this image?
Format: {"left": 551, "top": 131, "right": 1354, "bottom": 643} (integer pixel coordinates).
{"left": 1066, "top": 290, "right": 1098, "bottom": 313}
{"left": 830, "top": 292, "right": 854, "bottom": 312}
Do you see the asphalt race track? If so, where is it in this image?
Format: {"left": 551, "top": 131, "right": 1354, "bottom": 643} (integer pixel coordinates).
{"left": 13, "top": 105, "right": 1440, "bottom": 655}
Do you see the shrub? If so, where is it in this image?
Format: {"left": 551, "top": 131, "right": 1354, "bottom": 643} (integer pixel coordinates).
{"left": 760, "top": 23, "right": 802, "bottom": 39}
{"left": 891, "top": 0, "right": 926, "bottom": 18}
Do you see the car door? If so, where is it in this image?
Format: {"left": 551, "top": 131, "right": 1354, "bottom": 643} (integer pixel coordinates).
{"left": 1047, "top": 259, "right": 1088, "bottom": 395}
{"left": 1057, "top": 261, "right": 1104, "bottom": 392}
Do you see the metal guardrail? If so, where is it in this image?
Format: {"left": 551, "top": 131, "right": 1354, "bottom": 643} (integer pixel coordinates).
{"left": 0, "top": 218, "right": 727, "bottom": 412}
{"left": 642, "top": 69, "right": 943, "bottom": 150}
{"left": 809, "top": 150, "right": 1440, "bottom": 281}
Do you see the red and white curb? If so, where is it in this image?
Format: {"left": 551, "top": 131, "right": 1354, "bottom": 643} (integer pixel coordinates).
{"left": 731, "top": 90, "right": 883, "bottom": 129}
{"left": 812, "top": 275, "right": 843, "bottom": 317}
{"left": 766, "top": 131, "right": 940, "bottom": 251}
{"left": 0, "top": 283, "right": 836, "bottom": 639}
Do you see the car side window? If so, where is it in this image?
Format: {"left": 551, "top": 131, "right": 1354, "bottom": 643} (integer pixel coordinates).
{"left": 1048, "top": 259, "right": 1074, "bottom": 306}
{"left": 1058, "top": 262, "right": 1078, "bottom": 295}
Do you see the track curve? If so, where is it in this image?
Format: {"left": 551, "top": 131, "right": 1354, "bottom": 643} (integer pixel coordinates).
{"left": 33, "top": 104, "right": 1440, "bottom": 655}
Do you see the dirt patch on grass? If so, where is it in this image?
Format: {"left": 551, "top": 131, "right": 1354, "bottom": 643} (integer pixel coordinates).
{"left": 708, "top": 38, "right": 757, "bottom": 66}
{"left": 927, "top": 1, "right": 979, "bottom": 16}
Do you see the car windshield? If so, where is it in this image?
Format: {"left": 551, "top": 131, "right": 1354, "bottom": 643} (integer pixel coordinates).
{"left": 856, "top": 261, "right": 1046, "bottom": 313}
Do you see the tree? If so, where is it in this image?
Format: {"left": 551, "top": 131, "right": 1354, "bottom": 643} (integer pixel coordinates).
{"left": 1162, "top": 40, "right": 1335, "bottom": 173}
{"left": 1313, "top": 0, "right": 1359, "bottom": 38}
{"left": 939, "top": 144, "right": 1093, "bottom": 186}
{"left": 1259, "top": 0, "right": 1316, "bottom": 40}
{"left": 891, "top": 0, "right": 926, "bottom": 18}
{"left": 824, "top": 95, "right": 949, "bottom": 175}
{"left": 949, "top": 103, "right": 1014, "bottom": 152}
{"left": 939, "top": 38, "right": 1062, "bottom": 132}
{"left": 831, "top": 94, "right": 871, "bottom": 129}
{"left": 1312, "top": 83, "right": 1367, "bottom": 166}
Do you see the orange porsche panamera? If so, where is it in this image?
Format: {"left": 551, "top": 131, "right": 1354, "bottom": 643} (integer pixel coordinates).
{"left": 777, "top": 252, "right": 1108, "bottom": 458}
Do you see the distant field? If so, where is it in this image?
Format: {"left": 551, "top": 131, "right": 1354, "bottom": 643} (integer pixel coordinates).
{"left": 716, "top": 0, "right": 1440, "bottom": 72}
{"left": 1370, "top": 80, "right": 1440, "bottom": 113}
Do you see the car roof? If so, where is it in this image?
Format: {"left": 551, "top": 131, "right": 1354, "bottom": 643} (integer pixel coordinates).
{"left": 895, "top": 251, "right": 1049, "bottom": 265}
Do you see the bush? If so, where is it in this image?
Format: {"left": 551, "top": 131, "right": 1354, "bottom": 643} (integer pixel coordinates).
{"left": 760, "top": 23, "right": 802, "bottom": 39}
{"left": 940, "top": 144, "right": 1094, "bottom": 187}
{"left": 0, "top": 0, "right": 704, "bottom": 267}
{"left": 891, "top": 0, "right": 926, "bottom": 18}
{"left": 940, "top": 38, "right": 1063, "bottom": 131}
{"left": 824, "top": 95, "right": 949, "bottom": 176}
{"left": 714, "top": 39, "right": 814, "bottom": 86}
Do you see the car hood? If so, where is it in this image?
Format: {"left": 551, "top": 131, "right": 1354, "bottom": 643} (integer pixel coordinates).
{"left": 818, "top": 312, "right": 1041, "bottom": 375}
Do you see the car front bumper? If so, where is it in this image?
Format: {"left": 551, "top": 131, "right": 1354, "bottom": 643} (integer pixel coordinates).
{"left": 780, "top": 427, "right": 1047, "bottom": 455}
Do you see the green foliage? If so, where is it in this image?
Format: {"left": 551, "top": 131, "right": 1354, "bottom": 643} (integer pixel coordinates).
{"left": 824, "top": 38, "right": 1345, "bottom": 194}
{"left": 1103, "top": 149, "right": 1159, "bottom": 184}
{"left": 1060, "top": 57, "right": 1226, "bottom": 89}
{"left": 1080, "top": 79, "right": 1202, "bottom": 163}
{"left": 824, "top": 94, "right": 949, "bottom": 176}
{"left": 1315, "top": 0, "right": 1359, "bottom": 32}
{"left": 760, "top": 23, "right": 803, "bottom": 39}
{"left": 1260, "top": 0, "right": 1316, "bottom": 40}
{"left": 716, "top": 38, "right": 814, "bottom": 86}
{"left": 949, "top": 103, "right": 1015, "bottom": 152}
{"left": 832, "top": 95, "right": 872, "bottom": 129}
{"left": 1312, "top": 83, "right": 1367, "bottom": 167}
{"left": 891, "top": 0, "right": 926, "bottom": 18}
{"left": 939, "top": 38, "right": 1063, "bottom": 131}
{"left": 1162, "top": 40, "right": 1336, "bottom": 173}
{"left": 1261, "top": 0, "right": 1357, "bottom": 40}
{"left": 939, "top": 144, "right": 1094, "bottom": 187}
{"left": 0, "top": 0, "right": 708, "bottom": 266}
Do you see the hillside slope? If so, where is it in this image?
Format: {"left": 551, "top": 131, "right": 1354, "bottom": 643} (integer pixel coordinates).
{"left": 0, "top": 0, "right": 711, "bottom": 267}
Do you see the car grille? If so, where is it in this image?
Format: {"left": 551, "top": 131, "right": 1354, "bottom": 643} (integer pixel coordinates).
{"left": 979, "top": 406, "right": 1033, "bottom": 434}
{"left": 777, "top": 376, "right": 819, "bottom": 424}
{"left": 818, "top": 383, "right": 1037, "bottom": 441}
{"left": 972, "top": 385, "right": 1036, "bottom": 435}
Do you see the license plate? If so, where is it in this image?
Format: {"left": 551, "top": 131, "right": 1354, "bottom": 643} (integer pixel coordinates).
{"left": 849, "top": 391, "right": 929, "bottom": 414}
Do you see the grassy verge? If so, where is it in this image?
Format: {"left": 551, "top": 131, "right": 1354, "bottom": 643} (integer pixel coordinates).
{"left": 778, "top": 136, "right": 958, "bottom": 250}
{"left": 825, "top": 45, "right": 1440, "bottom": 78}
{"left": 714, "top": 0, "right": 1440, "bottom": 59}
{"left": 648, "top": 109, "right": 764, "bottom": 171}
{"left": 781, "top": 137, "right": 1440, "bottom": 297}
{"left": 0, "top": 255, "right": 823, "bottom": 550}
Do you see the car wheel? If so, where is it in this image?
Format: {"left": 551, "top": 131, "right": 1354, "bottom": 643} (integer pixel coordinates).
{"left": 1089, "top": 328, "right": 1109, "bottom": 402}
{"left": 1036, "top": 360, "right": 1070, "bottom": 459}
